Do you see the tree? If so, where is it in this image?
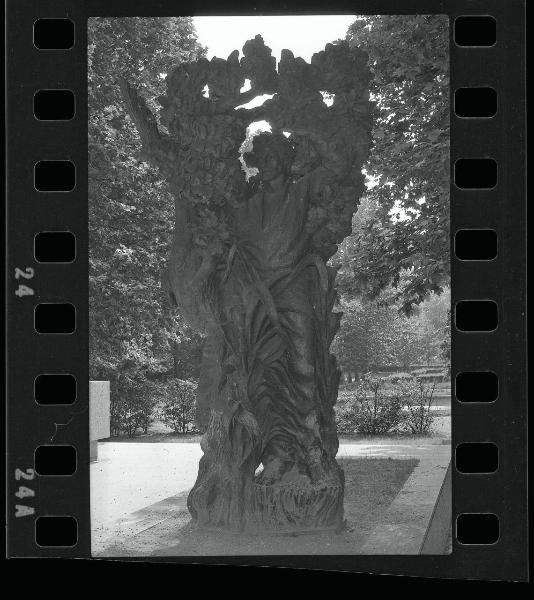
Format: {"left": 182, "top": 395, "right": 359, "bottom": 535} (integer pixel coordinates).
{"left": 332, "top": 287, "right": 450, "bottom": 377}
{"left": 418, "top": 320, "right": 440, "bottom": 367}
{"left": 111, "top": 369, "right": 159, "bottom": 437}
{"left": 120, "top": 36, "right": 372, "bottom": 532}
{"left": 160, "top": 379, "right": 197, "bottom": 433}
{"left": 337, "top": 15, "right": 449, "bottom": 313}
{"left": 88, "top": 18, "right": 206, "bottom": 388}
{"left": 440, "top": 308, "right": 452, "bottom": 372}
{"left": 417, "top": 289, "right": 450, "bottom": 366}
{"left": 389, "top": 313, "right": 424, "bottom": 372}
{"left": 332, "top": 298, "right": 395, "bottom": 378}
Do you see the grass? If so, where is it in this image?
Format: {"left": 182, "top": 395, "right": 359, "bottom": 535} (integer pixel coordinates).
{"left": 164, "top": 457, "right": 420, "bottom": 555}
{"left": 340, "top": 457, "right": 419, "bottom": 531}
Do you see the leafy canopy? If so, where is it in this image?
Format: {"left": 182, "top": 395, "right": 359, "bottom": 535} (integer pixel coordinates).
{"left": 337, "top": 15, "right": 449, "bottom": 313}
{"left": 88, "top": 17, "right": 205, "bottom": 382}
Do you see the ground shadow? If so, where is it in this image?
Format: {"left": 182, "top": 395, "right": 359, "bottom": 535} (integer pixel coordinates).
{"left": 98, "top": 457, "right": 418, "bottom": 557}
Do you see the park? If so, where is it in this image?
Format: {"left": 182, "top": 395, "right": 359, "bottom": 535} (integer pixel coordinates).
{"left": 89, "top": 15, "right": 450, "bottom": 555}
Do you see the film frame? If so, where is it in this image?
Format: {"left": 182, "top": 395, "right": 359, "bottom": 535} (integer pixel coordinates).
{"left": 5, "top": 0, "right": 527, "bottom": 579}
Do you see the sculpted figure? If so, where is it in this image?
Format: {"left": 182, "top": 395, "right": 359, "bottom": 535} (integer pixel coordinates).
{"left": 120, "top": 36, "right": 372, "bottom": 532}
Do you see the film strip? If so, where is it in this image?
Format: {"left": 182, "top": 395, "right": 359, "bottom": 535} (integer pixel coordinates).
{"left": 5, "top": 1, "right": 526, "bottom": 578}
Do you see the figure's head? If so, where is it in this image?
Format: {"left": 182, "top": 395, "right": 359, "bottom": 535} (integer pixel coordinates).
{"left": 245, "top": 132, "right": 295, "bottom": 182}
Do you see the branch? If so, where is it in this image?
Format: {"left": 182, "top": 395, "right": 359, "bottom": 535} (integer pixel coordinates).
{"left": 117, "top": 76, "right": 177, "bottom": 171}
{"left": 231, "top": 86, "right": 276, "bottom": 109}
{"left": 289, "top": 125, "right": 346, "bottom": 176}
{"left": 234, "top": 88, "right": 259, "bottom": 107}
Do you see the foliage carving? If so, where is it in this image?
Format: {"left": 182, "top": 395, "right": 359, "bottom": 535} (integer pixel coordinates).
{"left": 121, "top": 35, "right": 372, "bottom": 532}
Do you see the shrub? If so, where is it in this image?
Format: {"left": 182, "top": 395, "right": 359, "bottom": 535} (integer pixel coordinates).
{"left": 130, "top": 394, "right": 157, "bottom": 435}
{"left": 417, "top": 372, "right": 446, "bottom": 383}
{"left": 395, "top": 377, "right": 436, "bottom": 434}
{"left": 110, "top": 397, "right": 129, "bottom": 437}
{"left": 335, "top": 396, "right": 362, "bottom": 434}
{"left": 336, "top": 374, "right": 440, "bottom": 436}
{"left": 336, "top": 374, "right": 405, "bottom": 435}
{"left": 356, "top": 375, "right": 406, "bottom": 434}
{"left": 410, "top": 367, "right": 428, "bottom": 376}
{"left": 159, "top": 379, "right": 197, "bottom": 433}
{"left": 110, "top": 371, "right": 159, "bottom": 437}
{"left": 386, "top": 372, "right": 412, "bottom": 384}
{"left": 110, "top": 395, "right": 156, "bottom": 438}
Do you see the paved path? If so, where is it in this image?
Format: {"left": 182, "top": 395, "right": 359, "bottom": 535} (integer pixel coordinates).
{"left": 91, "top": 443, "right": 202, "bottom": 532}
{"left": 91, "top": 434, "right": 450, "bottom": 556}
{"left": 356, "top": 441, "right": 450, "bottom": 554}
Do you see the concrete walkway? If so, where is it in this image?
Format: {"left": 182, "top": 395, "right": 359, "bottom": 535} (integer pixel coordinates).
{"left": 356, "top": 442, "right": 450, "bottom": 554}
{"left": 91, "top": 434, "right": 450, "bottom": 556}
{"left": 91, "top": 443, "right": 202, "bottom": 534}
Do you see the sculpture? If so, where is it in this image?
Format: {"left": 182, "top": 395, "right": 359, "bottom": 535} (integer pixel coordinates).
{"left": 120, "top": 35, "right": 372, "bottom": 533}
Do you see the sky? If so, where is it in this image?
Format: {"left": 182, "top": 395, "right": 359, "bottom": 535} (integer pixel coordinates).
{"left": 193, "top": 15, "right": 357, "bottom": 135}
{"left": 192, "top": 15, "right": 357, "bottom": 62}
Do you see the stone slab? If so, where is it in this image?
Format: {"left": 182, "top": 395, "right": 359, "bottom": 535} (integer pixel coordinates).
{"left": 89, "top": 380, "right": 110, "bottom": 441}
{"left": 420, "top": 461, "right": 452, "bottom": 554}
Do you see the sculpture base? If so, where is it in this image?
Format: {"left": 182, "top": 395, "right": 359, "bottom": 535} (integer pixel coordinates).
{"left": 197, "top": 525, "right": 343, "bottom": 536}
{"left": 249, "top": 479, "right": 344, "bottom": 533}
{"left": 194, "top": 479, "right": 344, "bottom": 534}
{"left": 189, "top": 475, "right": 344, "bottom": 534}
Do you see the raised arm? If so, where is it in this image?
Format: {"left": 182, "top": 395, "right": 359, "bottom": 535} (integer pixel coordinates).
{"left": 118, "top": 77, "right": 178, "bottom": 176}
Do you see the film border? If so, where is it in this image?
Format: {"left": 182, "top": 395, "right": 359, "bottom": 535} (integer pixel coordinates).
{"left": 5, "top": 0, "right": 527, "bottom": 580}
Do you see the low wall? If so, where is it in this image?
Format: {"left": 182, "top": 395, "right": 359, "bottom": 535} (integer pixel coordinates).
{"left": 361, "top": 454, "right": 451, "bottom": 554}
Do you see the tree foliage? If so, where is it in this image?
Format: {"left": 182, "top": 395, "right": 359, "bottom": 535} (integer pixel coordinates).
{"left": 110, "top": 370, "right": 160, "bottom": 437}
{"left": 89, "top": 17, "right": 450, "bottom": 449}
{"left": 336, "top": 373, "right": 437, "bottom": 435}
{"left": 88, "top": 18, "right": 206, "bottom": 386}
{"left": 159, "top": 379, "right": 197, "bottom": 433}
{"left": 337, "top": 15, "right": 449, "bottom": 313}
{"left": 332, "top": 287, "right": 450, "bottom": 376}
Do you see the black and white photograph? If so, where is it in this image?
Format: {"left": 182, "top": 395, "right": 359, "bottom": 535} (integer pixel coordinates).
{"left": 88, "top": 14, "right": 451, "bottom": 557}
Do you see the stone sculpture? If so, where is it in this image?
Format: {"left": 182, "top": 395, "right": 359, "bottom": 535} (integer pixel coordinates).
{"left": 120, "top": 35, "right": 372, "bottom": 532}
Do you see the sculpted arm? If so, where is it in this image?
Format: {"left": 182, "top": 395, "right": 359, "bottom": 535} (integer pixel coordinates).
{"left": 118, "top": 77, "right": 179, "bottom": 177}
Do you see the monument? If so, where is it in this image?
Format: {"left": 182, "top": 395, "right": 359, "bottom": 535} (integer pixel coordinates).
{"left": 120, "top": 36, "right": 372, "bottom": 533}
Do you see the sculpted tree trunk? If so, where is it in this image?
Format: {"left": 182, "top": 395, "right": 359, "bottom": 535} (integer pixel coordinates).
{"left": 120, "top": 36, "right": 372, "bottom": 533}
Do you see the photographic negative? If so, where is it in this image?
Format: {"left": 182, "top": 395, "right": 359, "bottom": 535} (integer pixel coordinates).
{"left": 88, "top": 14, "right": 451, "bottom": 557}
